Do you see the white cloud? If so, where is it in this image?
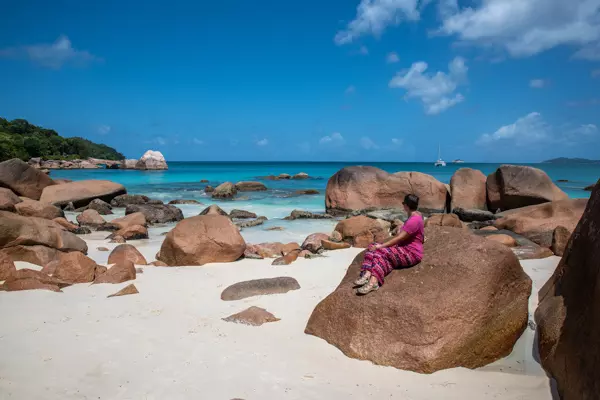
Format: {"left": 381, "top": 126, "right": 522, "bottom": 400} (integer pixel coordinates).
{"left": 97, "top": 125, "right": 111, "bottom": 135}
{"left": 437, "top": 0, "right": 600, "bottom": 58}
{"left": 256, "top": 138, "right": 268, "bottom": 146}
{"left": 345, "top": 85, "right": 356, "bottom": 95}
{"left": 389, "top": 56, "right": 468, "bottom": 115}
{"left": 145, "top": 136, "right": 167, "bottom": 146}
{"left": 391, "top": 138, "right": 404, "bottom": 145}
{"left": 334, "top": 0, "right": 425, "bottom": 45}
{"left": 530, "top": 79, "right": 546, "bottom": 88}
{"left": 192, "top": 138, "right": 204, "bottom": 145}
{"left": 0, "top": 35, "right": 100, "bottom": 69}
{"left": 360, "top": 136, "right": 379, "bottom": 150}
{"left": 477, "top": 112, "right": 551, "bottom": 146}
{"left": 319, "top": 132, "right": 345, "bottom": 146}
{"left": 592, "top": 69, "right": 600, "bottom": 78}
{"left": 570, "top": 124, "right": 598, "bottom": 137}
{"left": 386, "top": 51, "right": 400, "bottom": 63}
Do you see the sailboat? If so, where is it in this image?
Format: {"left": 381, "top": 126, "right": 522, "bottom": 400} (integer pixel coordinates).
{"left": 434, "top": 144, "right": 446, "bottom": 167}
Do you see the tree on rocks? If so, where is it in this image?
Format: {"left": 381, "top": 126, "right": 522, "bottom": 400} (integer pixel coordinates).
{"left": 305, "top": 226, "right": 532, "bottom": 374}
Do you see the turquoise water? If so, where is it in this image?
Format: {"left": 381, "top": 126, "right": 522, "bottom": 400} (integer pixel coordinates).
{"left": 51, "top": 162, "right": 598, "bottom": 220}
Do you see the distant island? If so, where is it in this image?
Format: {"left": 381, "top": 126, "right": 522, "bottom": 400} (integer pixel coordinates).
{"left": 543, "top": 157, "right": 600, "bottom": 164}
{"left": 0, "top": 117, "right": 124, "bottom": 162}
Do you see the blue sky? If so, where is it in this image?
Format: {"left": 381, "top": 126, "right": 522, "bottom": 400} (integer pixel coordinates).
{"left": 1, "top": 0, "right": 599, "bottom": 162}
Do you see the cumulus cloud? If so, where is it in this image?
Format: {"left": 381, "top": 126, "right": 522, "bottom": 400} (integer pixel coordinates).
{"left": 97, "top": 125, "right": 111, "bottom": 135}
{"left": 256, "top": 138, "right": 268, "bottom": 146}
{"left": 530, "top": 79, "right": 547, "bottom": 88}
{"left": 477, "top": 112, "right": 551, "bottom": 146}
{"left": 387, "top": 51, "right": 400, "bottom": 63}
{"left": 389, "top": 56, "right": 468, "bottom": 115}
{"left": 319, "top": 132, "right": 345, "bottom": 146}
{"left": 0, "top": 35, "right": 100, "bottom": 69}
{"left": 334, "top": 0, "right": 600, "bottom": 59}
{"left": 360, "top": 136, "right": 379, "bottom": 150}
{"left": 335, "top": 0, "right": 425, "bottom": 45}
{"left": 437, "top": 0, "right": 600, "bottom": 58}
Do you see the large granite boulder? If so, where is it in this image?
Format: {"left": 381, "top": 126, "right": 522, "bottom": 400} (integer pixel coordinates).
{"left": 125, "top": 204, "right": 183, "bottom": 224}
{"left": 107, "top": 225, "right": 148, "bottom": 241}
{"left": 119, "top": 159, "right": 138, "bottom": 170}
{"left": 301, "top": 233, "right": 330, "bottom": 253}
{"left": 42, "top": 251, "right": 99, "bottom": 284}
{"left": 107, "top": 244, "right": 148, "bottom": 265}
{"left": 305, "top": 226, "right": 531, "bottom": 374}
{"left": 158, "top": 214, "right": 246, "bottom": 266}
{"left": 110, "top": 194, "right": 150, "bottom": 207}
{"left": 94, "top": 260, "right": 136, "bottom": 284}
{"left": 212, "top": 182, "right": 237, "bottom": 199}
{"left": 109, "top": 212, "right": 147, "bottom": 230}
{"left": 0, "top": 211, "right": 87, "bottom": 254}
{"left": 535, "top": 180, "right": 600, "bottom": 399}
{"left": 244, "top": 242, "right": 300, "bottom": 258}
{"left": 135, "top": 150, "right": 168, "bottom": 170}
{"left": 424, "top": 213, "right": 463, "bottom": 228}
{"left": 494, "top": 199, "right": 587, "bottom": 248}
{"left": 486, "top": 165, "right": 568, "bottom": 211}
{"left": 39, "top": 180, "right": 126, "bottom": 208}
{"left": 333, "top": 216, "right": 391, "bottom": 248}
{"left": 1, "top": 268, "right": 69, "bottom": 292}
{"left": 0, "top": 245, "right": 64, "bottom": 266}
{"left": 0, "top": 188, "right": 22, "bottom": 212}
{"left": 235, "top": 181, "right": 267, "bottom": 192}
{"left": 14, "top": 199, "right": 64, "bottom": 220}
{"left": 76, "top": 209, "right": 106, "bottom": 227}
{"left": 450, "top": 168, "right": 487, "bottom": 212}
{"left": 199, "top": 204, "right": 228, "bottom": 216}
{"left": 0, "top": 252, "right": 16, "bottom": 280}
{"left": 85, "top": 199, "right": 113, "bottom": 215}
{"left": 0, "top": 158, "right": 56, "bottom": 200}
{"left": 326, "top": 167, "right": 447, "bottom": 215}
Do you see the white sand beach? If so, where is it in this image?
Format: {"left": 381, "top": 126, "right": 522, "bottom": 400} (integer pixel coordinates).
{"left": 0, "top": 231, "right": 559, "bottom": 400}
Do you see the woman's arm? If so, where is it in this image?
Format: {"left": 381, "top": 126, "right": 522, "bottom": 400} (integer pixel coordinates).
{"left": 376, "top": 230, "right": 410, "bottom": 249}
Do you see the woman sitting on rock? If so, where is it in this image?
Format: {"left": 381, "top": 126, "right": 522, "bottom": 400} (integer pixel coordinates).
{"left": 354, "top": 194, "right": 424, "bottom": 295}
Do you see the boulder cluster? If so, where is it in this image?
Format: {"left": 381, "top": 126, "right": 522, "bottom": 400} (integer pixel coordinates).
{"left": 324, "top": 165, "right": 584, "bottom": 259}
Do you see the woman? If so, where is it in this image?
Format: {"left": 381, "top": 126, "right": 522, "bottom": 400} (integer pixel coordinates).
{"left": 354, "top": 194, "right": 424, "bottom": 295}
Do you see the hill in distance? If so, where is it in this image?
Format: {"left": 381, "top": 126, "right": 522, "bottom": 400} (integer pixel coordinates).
{"left": 543, "top": 157, "right": 600, "bottom": 164}
{"left": 0, "top": 117, "right": 124, "bottom": 162}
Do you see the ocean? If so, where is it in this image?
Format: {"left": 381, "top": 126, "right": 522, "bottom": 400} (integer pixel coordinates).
{"left": 51, "top": 162, "right": 599, "bottom": 244}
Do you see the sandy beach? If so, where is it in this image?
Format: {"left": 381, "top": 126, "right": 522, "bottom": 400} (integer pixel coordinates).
{"left": 0, "top": 229, "right": 559, "bottom": 399}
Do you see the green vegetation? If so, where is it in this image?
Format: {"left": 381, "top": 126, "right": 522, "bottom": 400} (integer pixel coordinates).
{"left": 0, "top": 117, "right": 125, "bottom": 162}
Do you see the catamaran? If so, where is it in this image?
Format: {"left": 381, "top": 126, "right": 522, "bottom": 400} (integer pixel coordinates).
{"left": 434, "top": 144, "right": 446, "bottom": 167}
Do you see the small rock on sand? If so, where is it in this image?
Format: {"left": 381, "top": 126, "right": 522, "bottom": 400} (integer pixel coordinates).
{"left": 107, "top": 284, "right": 139, "bottom": 298}
{"left": 222, "top": 306, "right": 280, "bottom": 326}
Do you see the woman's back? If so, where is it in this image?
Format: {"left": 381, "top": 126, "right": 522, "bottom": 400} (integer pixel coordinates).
{"left": 401, "top": 213, "right": 424, "bottom": 260}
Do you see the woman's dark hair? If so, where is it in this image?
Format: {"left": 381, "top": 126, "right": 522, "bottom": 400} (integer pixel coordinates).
{"left": 403, "top": 194, "right": 419, "bottom": 211}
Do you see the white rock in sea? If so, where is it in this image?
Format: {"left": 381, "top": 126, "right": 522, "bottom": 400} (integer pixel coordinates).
{"left": 120, "top": 159, "right": 138, "bottom": 169}
{"left": 135, "top": 150, "right": 168, "bottom": 170}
